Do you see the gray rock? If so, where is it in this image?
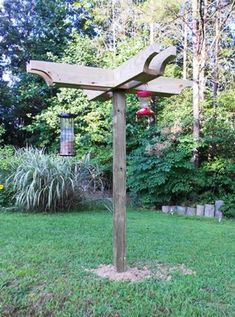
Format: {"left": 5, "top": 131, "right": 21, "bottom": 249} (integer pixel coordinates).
{"left": 169, "top": 206, "right": 176, "bottom": 213}
{"left": 204, "top": 204, "right": 215, "bottom": 217}
{"left": 176, "top": 206, "right": 186, "bottom": 215}
{"left": 215, "top": 211, "right": 223, "bottom": 220}
{"left": 215, "top": 200, "right": 224, "bottom": 218}
{"left": 196, "top": 205, "right": 204, "bottom": 216}
{"left": 186, "top": 207, "right": 196, "bottom": 216}
{"left": 162, "top": 206, "right": 169, "bottom": 213}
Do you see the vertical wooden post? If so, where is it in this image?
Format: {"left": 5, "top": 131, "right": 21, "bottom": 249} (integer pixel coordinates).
{"left": 112, "top": 91, "right": 126, "bottom": 273}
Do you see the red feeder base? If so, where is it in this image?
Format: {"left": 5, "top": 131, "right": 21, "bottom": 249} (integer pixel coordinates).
{"left": 136, "top": 107, "right": 154, "bottom": 117}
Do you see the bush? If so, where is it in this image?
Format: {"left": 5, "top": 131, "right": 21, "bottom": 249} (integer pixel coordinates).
{"left": 8, "top": 148, "right": 102, "bottom": 212}
{"left": 0, "top": 146, "right": 19, "bottom": 208}
{"left": 221, "top": 195, "right": 235, "bottom": 218}
{"left": 127, "top": 129, "right": 197, "bottom": 207}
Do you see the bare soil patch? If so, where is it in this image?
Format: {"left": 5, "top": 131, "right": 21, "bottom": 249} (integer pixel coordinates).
{"left": 88, "top": 265, "right": 151, "bottom": 282}
{"left": 87, "top": 262, "right": 195, "bottom": 282}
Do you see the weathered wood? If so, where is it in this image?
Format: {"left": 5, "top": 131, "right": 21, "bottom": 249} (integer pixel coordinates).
{"left": 27, "top": 61, "right": 115, "bottom": 90}
{"left": 84, "top": 47, "right": 177, "bottom": 100}
{"left": 204, "top": 204, "right": 215, "bottom": 217}
{"left": 113, "top": 91, "right": 126, "bottom": 273}
{"left": 85, "top": 77, "right": 192, "bottom": 101}
{"left": 27, "top": 46, "right": 192, "bottom": 103}
{"left": 115, "top": 44, "right": 161, "bottom": 83}
{"left": 186, "top": 207, "right": 196, "bottom": 216}
{"left": 215, "top": 200, "right": 224, "bottom": 218}
{"left": 196, "top": 204, "right": 204, "bottom": 216}
{"left": 28, "top": 44, "right": 161, "bottom": 93}
{"left": 176, "top": 206, "right": 186, "bottom": 215}
{"left": 162, "top": 206, "right": 169, "bottom": 213}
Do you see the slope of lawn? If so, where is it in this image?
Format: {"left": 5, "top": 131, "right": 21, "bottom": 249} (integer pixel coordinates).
{"left": 0, "top": 209, "right": 234, "bottom": 317}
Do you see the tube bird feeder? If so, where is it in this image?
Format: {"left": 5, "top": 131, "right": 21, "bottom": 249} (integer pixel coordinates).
{"left": 58, "top": 112, "right": 77, "bottom": 156}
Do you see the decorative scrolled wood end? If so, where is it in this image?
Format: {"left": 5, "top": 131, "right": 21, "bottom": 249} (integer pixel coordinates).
{"left": 26, "top": 62, "right": 54, "bottom": 86}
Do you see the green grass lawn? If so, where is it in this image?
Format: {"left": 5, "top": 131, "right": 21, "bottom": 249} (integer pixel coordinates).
{"left": 0, "top": 209, "right": 234, "bottom": 317}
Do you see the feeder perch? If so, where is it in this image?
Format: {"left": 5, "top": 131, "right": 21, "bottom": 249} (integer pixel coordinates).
{"left": 58, "top": 112, "right": 77, "bottom": 156}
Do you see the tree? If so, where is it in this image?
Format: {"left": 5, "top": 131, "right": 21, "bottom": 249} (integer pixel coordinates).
{"left": 0, "top": 0, "right": 95, "bottom": 146}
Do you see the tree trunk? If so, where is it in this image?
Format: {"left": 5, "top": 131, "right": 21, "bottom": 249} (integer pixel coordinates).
{"left": 112, "top": 0, "right": 116, "bottom": 61}
{"left": 192, "top": 0, "right": 201, "bottom": 166}
{"left": 213, "top": 0, "right": 221, "bottom": 107}
{"left": 191, "top": 0, "right": 207, "bottom": 167}
{"left": 150, "top": 22, "right": 154, "bottom": 44}
{"left": 183, "top": 8, "right": 188, "bottom": 80}
{"left": 199, "top": 0, "right": 207, "bottom": 103}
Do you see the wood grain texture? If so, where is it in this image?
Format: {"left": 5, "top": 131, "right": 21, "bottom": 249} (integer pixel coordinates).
{"left": 84, "top": 47, "right": 177, "bottom": 100}
{"left": 85, "top": 77, "right": 193, "bottom": 101}
{"left": 112, "top": 91, "right": 126, "bottom": 273}
{"left": 27, "top": 61, "right": 115, "bottom": 90}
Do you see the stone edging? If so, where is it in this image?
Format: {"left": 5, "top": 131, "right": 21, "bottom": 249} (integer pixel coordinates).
{"left": 161, "top": 200, "right": 224, "bottom": 219}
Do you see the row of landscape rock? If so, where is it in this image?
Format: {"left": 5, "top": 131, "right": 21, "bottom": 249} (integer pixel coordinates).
{"left": 161, "top": 200, "right": 224, "bottom": 218}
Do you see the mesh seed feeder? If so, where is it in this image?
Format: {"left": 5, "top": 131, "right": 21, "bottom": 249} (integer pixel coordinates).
{"left": 136, "top": 90, "right": 154, "bottom": 117}
{"left": 58, "top": 112, "right": 77, "bottom": 156}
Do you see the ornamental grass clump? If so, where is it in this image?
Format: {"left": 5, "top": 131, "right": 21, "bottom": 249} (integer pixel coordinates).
{"left": 10, "top": 148, "right": 99, "bottom": 212}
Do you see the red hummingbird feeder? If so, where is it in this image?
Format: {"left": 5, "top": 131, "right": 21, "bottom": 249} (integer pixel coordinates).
{"left": 136, "top": 90, "right": 154, "bottom": 117}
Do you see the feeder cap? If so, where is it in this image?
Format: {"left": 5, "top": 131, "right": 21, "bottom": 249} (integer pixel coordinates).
{"left": 136, "top": 107, "right": 155, "bottom": 117}
{"left": 58, "top": 112, "right": 77, "bottom": 118}
{"left": 136, "top": 90, "right": 152, "bottom": 98}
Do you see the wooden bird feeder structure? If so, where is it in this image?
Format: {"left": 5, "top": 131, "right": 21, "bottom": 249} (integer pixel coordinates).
{"left": 27, "top": 44, "right": 192, "bottom": 273}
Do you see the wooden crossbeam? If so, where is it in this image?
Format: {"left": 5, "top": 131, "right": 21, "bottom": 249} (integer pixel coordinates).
{"left": 83, "top": 46, "right": 177, "bottom": 100}
{"left": 27, "top": 44, "right": 163, "bottom": 91}
{"left": 27, "top": 46, "right": 192, "bottom": 99}
{"left": 85, "top": 77, "right": 193, "bottom": 101}
{"left": 27, "top": 62, "right": 115, "bottom": 91}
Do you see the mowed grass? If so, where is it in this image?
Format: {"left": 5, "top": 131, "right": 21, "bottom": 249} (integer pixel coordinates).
{"left": 0, "top": 209, "right": 235, "bottom": 317}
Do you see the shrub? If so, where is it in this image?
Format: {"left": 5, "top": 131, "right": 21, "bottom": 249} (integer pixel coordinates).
{"left": 127, "top": 129, "right": 197, "bottom": 207}
{"left": 221, "top": 195, "right": 235, "bottom": 218}
{"left": 8, "top": 148, "right": 101, "bottom": 212}
{"left": 0, "top": 146, "right": 19, "bottom": 208}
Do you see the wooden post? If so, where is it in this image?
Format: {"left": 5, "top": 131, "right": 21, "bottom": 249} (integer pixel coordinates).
{"left": 112, "top": 91, "right": 126, "bottom": 272}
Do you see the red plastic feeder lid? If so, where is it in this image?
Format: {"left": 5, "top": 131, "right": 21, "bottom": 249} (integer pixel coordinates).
{"left": 136, "top": 90, "right": 152, "bottom": 98}
{"left": 136, "top": 107, "right": 154, "bottom": 117}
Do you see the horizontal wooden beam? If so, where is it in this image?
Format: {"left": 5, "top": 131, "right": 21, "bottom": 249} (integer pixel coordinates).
{"left": 27, "top": 44, "right": 192, "bottom": 102}
{"left": 84, "top": 46, "right": 177, "bottom": 101}
{"left": 27, "top": 45, "right": 176, "bottom": 94}
{"left": 85, "top": 77, "right": 193, "bottom": 101}
{"left": 27, "top": 61, "right": 115, "bottom": 90}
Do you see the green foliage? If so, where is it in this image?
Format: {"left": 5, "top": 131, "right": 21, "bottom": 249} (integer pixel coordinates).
{"left": 26, "top": 34, "right": 113, "bottom": 172}
{"left": 0, "top": 0, "right": 96, "bottom": 146}
{"left": 0, "top": 146, "right": 19, "bottom": 208}
{"left": 127, "top": 88, "right": 235, "bottom": 216}
{"left": 8, "top": 148, "right": 101, "bottom": 212}
{"left": 127, "top": 128, "right": 196, "bottom": 207}
{"left": 221, "top": 195, "right": 235, "bottom": 218}
{"left": 0, "top": 124, "right": 5, "bottom": 145}
{"left": 0, "top": 0, "right": 234, "bottom": 218}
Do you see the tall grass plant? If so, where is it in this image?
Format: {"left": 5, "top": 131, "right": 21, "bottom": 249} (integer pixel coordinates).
{"left": 9, "top": 148, "right": 101, "bottom": 212}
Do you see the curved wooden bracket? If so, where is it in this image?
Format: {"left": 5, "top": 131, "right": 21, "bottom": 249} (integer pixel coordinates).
{"left": 84, "top": 45, "right": 177, "bottom": 101}
{"left": 148, "top": 46, "right": 176, "bottom": 75}
{"left": 27, "top": 64, "right": 54, "bottom": 86}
